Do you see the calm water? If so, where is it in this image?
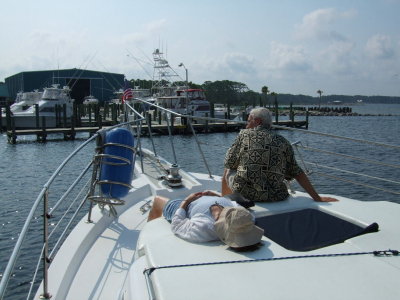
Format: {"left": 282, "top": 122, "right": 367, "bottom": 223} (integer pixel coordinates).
{"left": 1, "top": 103, "right": 399, "bottom": 299}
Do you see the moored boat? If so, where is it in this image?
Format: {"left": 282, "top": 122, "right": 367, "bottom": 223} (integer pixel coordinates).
{"left": 1, "top": 84, "right": 74, "bottom": 129}
{"left": 151, "top": 49, "right": 211, "bottom": 119}
{"left": 9, "top": 90, "right": 43, "bottom": 113}
{"left": 213, "top": 103, "right": 240, "bottom": 119}
{"left": 156, "top": 88, "right": 211, "bottom": 118}
{"left": 83, "top": 95, "right": 99, "bottom": 105}
{"left": 0, "top": 102, "right": 399, "bottom": 300}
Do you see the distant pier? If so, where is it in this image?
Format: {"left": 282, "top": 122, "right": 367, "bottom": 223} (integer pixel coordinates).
{"left": 1, "top": 103, "right": 310, "bottom": 143}
{"left": 3, "top": 119, "right": 308, "bottom": 144}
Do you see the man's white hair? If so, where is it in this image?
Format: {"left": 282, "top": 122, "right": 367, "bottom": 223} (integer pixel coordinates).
{"left": 249, "top": 107, "right": 272, "bottom": 129}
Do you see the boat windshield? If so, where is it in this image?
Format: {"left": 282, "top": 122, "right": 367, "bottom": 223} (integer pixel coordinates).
{"left": 42, "top": 89, "right": 64, "bottom": 100}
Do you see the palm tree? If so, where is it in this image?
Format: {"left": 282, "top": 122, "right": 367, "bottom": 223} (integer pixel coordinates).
{"left": 317, "top": 89, "right": 323, "bottom": 109}
{"left": 261, "top": 86, "right": 269, "bottom": 107}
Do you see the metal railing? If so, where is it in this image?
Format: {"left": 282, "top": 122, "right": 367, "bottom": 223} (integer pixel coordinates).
{"left": 0, "top": 101, "right": 234, "bottom": 299}
{"left": 0, "top": 109, "right": 146, "bottom": 299}
{"left": 1, "top": 101, "right": 399, "bottom": 300}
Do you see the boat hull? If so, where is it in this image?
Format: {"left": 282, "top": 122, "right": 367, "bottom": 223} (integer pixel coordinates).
{"left": 1, "top": 115, "right": 72, "bottom": 129}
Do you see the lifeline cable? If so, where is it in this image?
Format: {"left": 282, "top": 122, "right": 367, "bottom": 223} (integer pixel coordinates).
{"left": 143, "top": 249, "right": 399, "bottom": 276}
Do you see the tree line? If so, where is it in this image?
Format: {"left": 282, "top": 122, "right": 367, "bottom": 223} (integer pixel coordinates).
{"left": 127, "top": 79, "right": 400, "bottom": 106}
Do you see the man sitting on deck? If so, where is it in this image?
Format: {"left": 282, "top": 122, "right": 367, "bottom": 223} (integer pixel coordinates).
{"left": 222, "top": 107, "right": 338, "bottom": 206}
{"left": 147, "top": 190, "right": 264, "bottom": 249}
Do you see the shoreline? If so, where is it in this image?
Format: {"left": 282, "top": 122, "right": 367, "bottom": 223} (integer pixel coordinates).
{"left": 278, "top": 110, "right": 399, "bottom": 117}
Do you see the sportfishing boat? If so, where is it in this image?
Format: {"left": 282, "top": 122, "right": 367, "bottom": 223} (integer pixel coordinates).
{"left": 151, "top": 49, "right": 211, "bottom": 118}
{"left": 1, "top": 84, "right": 74, "bottom": 129}
{"left": 0, "top": 102, "right": 399, "bottom": 300}
{"left": 155, "top": 88, "right": 211, "bottom": 118}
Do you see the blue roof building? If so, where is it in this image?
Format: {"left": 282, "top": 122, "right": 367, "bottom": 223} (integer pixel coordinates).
{"left": 5, "top": 69, "right": 124, "bottom": 104}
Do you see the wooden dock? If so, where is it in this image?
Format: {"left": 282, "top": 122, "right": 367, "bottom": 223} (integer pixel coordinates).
{"left": 5, "top": 119, "right": 308, "bottom": 144}
{"left": 2, "top": 101, "right": 310, "bottom": 143}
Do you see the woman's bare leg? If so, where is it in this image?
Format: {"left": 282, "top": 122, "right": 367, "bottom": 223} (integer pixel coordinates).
{"left": 147, "top": 195, "right": 170, "bottom": 221}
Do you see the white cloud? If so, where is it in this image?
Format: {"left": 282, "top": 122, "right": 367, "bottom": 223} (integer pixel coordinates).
{"left": 3, "top": 29, "right": 95, "bottom": 72}
{"left": 221, "top": 53, "right": 256, "bottom": 74}
{"left": 294, "top": 8, "right": 354, "bottom": 42}
{"left": 145, "top": 19, "right": 167, "bottom": 33}
{"left": 200, "top": 52, "right": 255, "bottom": 76}
{"left": 0, "top": 18, "right": 171, "bottom": 82}
{"left": 267, "top": 42, "right": 311, "bottom": 73}
{"left": 187, "top": 52, "right": 257, "bottom": 87}
{"left": 365, "top": 34, "right": 395, "bottom": 59}
{"left": 316, "top": 41, "right": 356, "bottom": 74}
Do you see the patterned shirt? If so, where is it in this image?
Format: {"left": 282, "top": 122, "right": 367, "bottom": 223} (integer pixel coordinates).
{"left": 224, "top": 126, "right": 303, "bottom": 202}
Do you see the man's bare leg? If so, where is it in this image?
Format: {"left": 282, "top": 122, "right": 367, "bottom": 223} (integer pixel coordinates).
{"left": 147, "top": 196, "right": 170, "bottom": 221}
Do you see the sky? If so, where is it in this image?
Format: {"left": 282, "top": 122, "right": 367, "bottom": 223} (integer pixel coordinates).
{"left": 1, "top": 0, "right": 400, "bottom": 97}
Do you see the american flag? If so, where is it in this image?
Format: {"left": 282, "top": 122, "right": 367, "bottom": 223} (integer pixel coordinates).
{"left": 123, "top": 80, "right": 133, "bottom": 103}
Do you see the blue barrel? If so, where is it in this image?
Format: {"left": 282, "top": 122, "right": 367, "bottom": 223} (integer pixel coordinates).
{"left": 100, "top": 128, "right": 135, "bottom": 198}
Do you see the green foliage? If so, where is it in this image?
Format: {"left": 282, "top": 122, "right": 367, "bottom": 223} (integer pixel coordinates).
{"left": 202, "top": 80, "right": 249, "bottom": 104}
{"left": 126, "top": 77, "right": 400, "bottom": 105}
{"left": 129, "top": 79, "right": 153, "bottom": 89}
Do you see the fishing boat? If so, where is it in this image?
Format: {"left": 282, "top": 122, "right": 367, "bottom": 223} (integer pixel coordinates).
{"left": 1, "top": 84, "right": 74, "bottom": 129}
{"left": 0, "top": 102, "right": 399, "bottom": 300}
{"left": 155, "top": 88, "right": 210, "bottom": 119}
{"left": 151, "top": 49, "right": 211, "bottom": 119}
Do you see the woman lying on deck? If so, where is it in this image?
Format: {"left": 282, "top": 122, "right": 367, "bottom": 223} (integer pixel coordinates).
{"left": 147, "top": 190, "right": 264, "bottom": 250}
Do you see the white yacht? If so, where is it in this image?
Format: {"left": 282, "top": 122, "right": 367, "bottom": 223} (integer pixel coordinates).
{"left": 0, "top": 103, "right": 399, "bottom": 300}
{"left": 9, "top": 90, "right": 43, "bottom": 113}
{"left": 151, "top": 49, "right": 211, "bottom": 118}
{"left": 156, "top": 88, "right": 211, "bottom": 118}
{"left": 83, "top": 95, "right": 99, "bottom": 105}
{"left": 1, "top": 84, "right": 74, "bottom": 128}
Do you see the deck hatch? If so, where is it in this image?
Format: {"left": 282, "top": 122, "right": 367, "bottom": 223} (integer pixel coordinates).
{"left": 256, "top": 209, "right": 379, "bottom": 251}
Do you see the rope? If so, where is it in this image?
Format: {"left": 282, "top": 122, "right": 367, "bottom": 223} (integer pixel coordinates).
{"left": 305, "top": 161, "right": 400, "bottom": 185}
{"left": 300, "top": 145, "right": 400, "bottom": 169}
{"left": 311, "top": 171, "right": 400, "bottom": 195}
{"left": 143, "top": 249, "right": 399, "bottom": 276}
{"left": 273, "top": 125, "right": 400, "bottom": 150}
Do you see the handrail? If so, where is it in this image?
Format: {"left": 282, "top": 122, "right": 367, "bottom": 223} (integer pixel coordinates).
{"left": 299, "top": 145, "right": 400, "bottom": 169}
{"left": 131, "top": 99, "right": 241, "bottom": 176}
{"left": 186, "top": 118, "right": 212, "bottom": 177}
{"left": 274, "top": 124, "right": 400, "bottom": 150}
{"left": 131, "top": 99, "right": 400, "bottom": 193}
{"left": 133, "top": 98, "right": 247, "bottom": 124}
{"left": 0, "top": 116, "right": 145, "bottom": 299}
{"left": 134, "top": 98, "right": 400, "bottom": 151}
{"left": 292, "top": 140, "right": 400, "bottom": 199}
{"left": 304, "top": 161, "right": 400, "bottom": 186}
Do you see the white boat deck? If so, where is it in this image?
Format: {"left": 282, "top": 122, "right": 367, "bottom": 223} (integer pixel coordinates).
{"left": 35, "top": 156, "right": 400, "bottom": 300}
{"left": 137, "top": 193, "right": 400, "bottom": 300}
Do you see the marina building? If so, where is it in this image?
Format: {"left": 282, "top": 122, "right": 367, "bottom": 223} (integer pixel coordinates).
{"left": 0, "top": 83, "right": 9, "bottom": 107}
{"left": 4, "top": 69, "right": 124, "bottom": 104}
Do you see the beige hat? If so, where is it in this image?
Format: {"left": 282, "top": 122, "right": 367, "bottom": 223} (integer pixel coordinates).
{"left": 214, "top": 207, "right": 264, "bottom": 248}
